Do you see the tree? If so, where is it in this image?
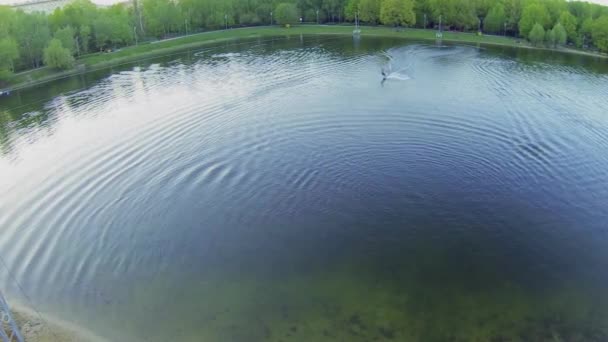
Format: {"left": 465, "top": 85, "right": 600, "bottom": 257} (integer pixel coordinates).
{"left": 552, "top": 22, "right": 567, "bottom": 46}
{"left": 358, "top": 0, "right": 381, "bottom": 23}
{"left": 275, "top": 3, "right": 299, "bottom": 25}
{"left": 54, "top": 26, "right": 76, "bottom": 54}
{"left": 484, "top": 4, "right": 505, "bottom": 34}
{"left": 0, "top": 6, "right": 15, "bottom": 39}
{"left": 545, "top": 0, "right": 567, "bottom": 25}
{"left": 0, "top": 38, "right": 19, "bottom": 72}
{"left": 93, "top": 14, "right": 112, "bottom": 50}
{"left": 528, "top": 22, "right": 545, "bottom": 46}
{"left": 143, "top": 0, "right": 182, "bottom": 36}
{"left": 591, "top": 16, "right": 608, "bottom": 52}
{"left": 43, "top": 38, "right": 74, "bottom": 70}
{"left": 504, "top": 0, "right": 523, "bottom": 34}
{"left": 380, "top": 0, "right": 415, "bottom": 26}
{"left": 345, "top": 0, "right": 359, "bottom": 21}
{"left": 12, "top": 12, "right": 51, "bottom": 69}
{"left": 579, "top": 17, "right": 594, "bottom": 47}
{"left": 545, "top": 27, "right": 555, "bottom": 47}
{"left": 429, "top": 0, "right": 477, "bottom": 30}
{"left": 80, "top": 25, "right": 91, "bottom": 54}
{"left": 519, "top": 3, "right": 550, "bottom": 38}
{"left": 558, "top": 11, "right": 577, "bottom": 44}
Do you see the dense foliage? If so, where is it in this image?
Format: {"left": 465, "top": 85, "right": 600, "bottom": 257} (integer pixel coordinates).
{"left": 1, "top": 0, "right": 608, "bottom": 81}
{"left": 43, "top": 38, "right": 75, "bottom": 69}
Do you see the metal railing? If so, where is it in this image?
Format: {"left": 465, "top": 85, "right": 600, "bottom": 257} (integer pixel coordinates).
{"left": 0, "top": 291, "right": 23, "bottom": 342}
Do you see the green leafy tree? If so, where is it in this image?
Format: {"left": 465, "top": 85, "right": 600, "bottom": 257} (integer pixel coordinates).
{"left": 106, "top": 5, "right": 135, "bottom": 46}
{"left": 545, "top": 27, "right": 555, "bottom": 46}
{"left": 484, "top": 4, "right": 505, "bottom": 33}
{"left": 0, "top": 38, "right": 19, "bottom": 81}
{"left": 552, "top": 22, "right": 567, "bottom": 46}
{"left": 358, "top": 0, "right": 381, "bottom": 23}
{"left": 322, "top": 0, "right": 345, "bottom": 22}
{"left": 0, "top": 6, "right": 15, "bottom": 38}
{"left": 0, "top": 38, "right": 19, "bottom": 71}
{"left": 579, "top": 17, "right": 594, "bottom": 47}
{"left": 54, "top": 26, "right": 76, "bottom": 55}
{"left": 473, "top": 0, "right": 491, "bottom": 18}
{"left": 43, "top": 38, "right": 74, "bottom": 70}
{"left": 528, "top": 22, "right": 545, "bottom": 46}
{"left": 239, "top": 12, "right": 262, "bottom": 25}
{"left": 429, "top": 0, "right": 478, "bottom": 30}
{"left": 545, "top": 0, "right": 567, "bottom": 25}
{"left": 144, "top": 0, "right": 183, "bottom": 36}
{"left": 93, "top": 14, "right": 112, "bottom": 50}
{"left": 591, "top": 16, "right": 608, "bottom": 52}
{"left": 558, "top": 11, "right": 577, "bottom": 43}
{"left": 79, "top": 25, "right": 91, "bottom": 54}
{"left": 12, "top": 11, "right": 51, "bottom": 69}
{"left": 504, "top": 0, "right": 523, "bottom": 34}
{"left": 345, "top": 0, "right": 359, "bottom": 21}
{"left": 275, "top": 3, "right": 299, "bottom": 25}
{"left": 380, "top": 0, "right": 416, "bottom": 26}
{"left": 519, "top": 3, "right": 550, "bottom": 38}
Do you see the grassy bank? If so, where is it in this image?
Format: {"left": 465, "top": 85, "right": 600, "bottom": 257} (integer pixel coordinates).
{"left": 5, "top": 25, "right": 605, "bottom": 91}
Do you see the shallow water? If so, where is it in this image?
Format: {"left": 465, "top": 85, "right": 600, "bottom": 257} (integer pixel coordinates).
{"left": 1, "top": 36, "right": 608, "bottom": 341}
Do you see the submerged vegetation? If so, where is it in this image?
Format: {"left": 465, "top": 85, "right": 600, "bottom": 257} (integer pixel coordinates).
{"left": 0, "top": 0, "right": 608, "bottom": 86}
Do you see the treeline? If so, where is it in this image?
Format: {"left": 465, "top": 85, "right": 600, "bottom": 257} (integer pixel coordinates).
{"left": 1, "top": 0, "right": 608, "bottom": 82}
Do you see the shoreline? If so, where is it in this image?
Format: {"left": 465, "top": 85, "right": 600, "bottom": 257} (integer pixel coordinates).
{"left": 4, "top": 25, "right": 607, "bottom": 92}
{"left": 9, "top": 303, "right": 107, "bottom": 342}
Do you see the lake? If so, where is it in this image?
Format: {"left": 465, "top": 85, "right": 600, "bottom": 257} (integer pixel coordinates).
{"left": 1, "top": 35, "right": 608, "bottom": 341}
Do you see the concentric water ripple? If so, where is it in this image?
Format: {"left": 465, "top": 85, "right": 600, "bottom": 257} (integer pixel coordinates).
{"left": 1, "top": 36, "right": 608, "bottom": 341}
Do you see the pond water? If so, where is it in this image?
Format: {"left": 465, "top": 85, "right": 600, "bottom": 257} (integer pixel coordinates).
{"left": 1, "top": 35, "right": 608, "bottom": 341}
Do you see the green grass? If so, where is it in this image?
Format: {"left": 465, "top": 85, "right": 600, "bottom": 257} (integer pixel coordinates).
{"left": 4, "top": 25, "right": 602, "bottom": 90}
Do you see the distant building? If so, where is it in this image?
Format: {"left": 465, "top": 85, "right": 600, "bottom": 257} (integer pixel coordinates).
{"left": 9, "top": 0, "right": 73, "bottom": 13}
{"left": 5, "top": 0, "right": 122, "bottom": 13}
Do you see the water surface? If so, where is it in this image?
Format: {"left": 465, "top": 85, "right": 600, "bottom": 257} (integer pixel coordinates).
{"left": 1, "top": 36, "right": 608, "bottom": 341}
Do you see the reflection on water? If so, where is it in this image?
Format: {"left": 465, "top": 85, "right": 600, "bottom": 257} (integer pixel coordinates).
{"left": 1, "top": 36, "right": 608, "bottom": 341}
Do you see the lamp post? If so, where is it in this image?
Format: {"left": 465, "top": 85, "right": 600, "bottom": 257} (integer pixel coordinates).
{"left": 270, "top": 11, "right": 273, "bottom": 25}
{"left": 316, "top": 9, "right": 319, "bottom": 24}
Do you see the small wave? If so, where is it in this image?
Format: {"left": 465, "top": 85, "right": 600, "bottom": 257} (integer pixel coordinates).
{"left": 385, "top": 73, "right": 411, "bottom": 81}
